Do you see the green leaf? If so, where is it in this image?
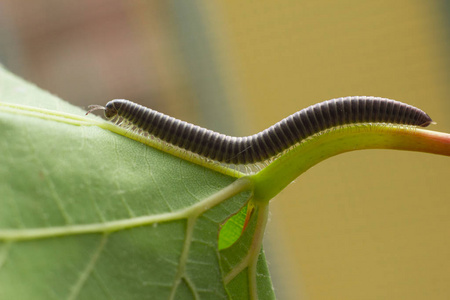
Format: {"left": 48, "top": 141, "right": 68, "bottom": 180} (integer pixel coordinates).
{"left": 0, "top": 67, "right": 274, "bottom": 299}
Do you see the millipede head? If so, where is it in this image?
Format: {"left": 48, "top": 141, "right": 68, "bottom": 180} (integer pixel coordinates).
{"left": 104, "top": 101, "right": 119, "bottom": 119}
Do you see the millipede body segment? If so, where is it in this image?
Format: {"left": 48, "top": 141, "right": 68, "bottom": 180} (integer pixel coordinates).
{"left": 88, "top": 96, "right": 432, "bottom": 164}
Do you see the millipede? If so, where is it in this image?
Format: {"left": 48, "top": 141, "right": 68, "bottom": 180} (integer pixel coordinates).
{"left": 86, "top": 96, "right": 433, "bottom": 165}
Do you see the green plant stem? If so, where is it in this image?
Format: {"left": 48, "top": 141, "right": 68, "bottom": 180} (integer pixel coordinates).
{"left": 248, "top": 202, "right": 269, "bottom": 300}
{"left": 251, "top": 127, "right": 450, "bottom": 203}
{"left": 224, "top": 201, "right": 269, "bottom": 300}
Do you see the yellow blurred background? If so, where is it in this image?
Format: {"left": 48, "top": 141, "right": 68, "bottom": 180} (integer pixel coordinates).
{"left": 1, "top": 1, "right": 449, "bottom": 299}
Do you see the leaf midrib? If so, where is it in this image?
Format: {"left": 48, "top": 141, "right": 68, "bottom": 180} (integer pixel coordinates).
{"left": 0, "top": 178, "right": 252, "bottom": 241}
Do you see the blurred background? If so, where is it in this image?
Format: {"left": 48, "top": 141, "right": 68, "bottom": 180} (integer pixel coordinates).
{"left": 1, "top": 1, "right": 449, "bottom": 299}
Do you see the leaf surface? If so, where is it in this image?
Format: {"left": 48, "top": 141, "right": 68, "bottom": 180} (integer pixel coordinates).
{"left": 0, "top": 67, "right": 273, "bottom": 299}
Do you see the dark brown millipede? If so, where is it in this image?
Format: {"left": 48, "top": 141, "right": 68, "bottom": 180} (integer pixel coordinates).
{"left": 86, "top": 96, "right": 433, "bottom": 164}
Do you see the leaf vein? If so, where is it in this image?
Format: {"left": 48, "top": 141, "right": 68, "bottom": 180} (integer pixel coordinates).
{"left": 67, "top": 234, "right": 108, "bottom": 300}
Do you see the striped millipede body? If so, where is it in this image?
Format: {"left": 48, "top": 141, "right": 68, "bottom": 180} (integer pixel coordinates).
{"left": 86, "top": 96, "right": 432, "bottom": 165}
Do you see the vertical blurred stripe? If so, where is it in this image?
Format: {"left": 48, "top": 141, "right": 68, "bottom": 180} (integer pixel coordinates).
{"left": 124, "top": 2, "right": 192, "bottom": 115}
{"left": 168, "top": 0, "right": 237, "bottom": 134}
